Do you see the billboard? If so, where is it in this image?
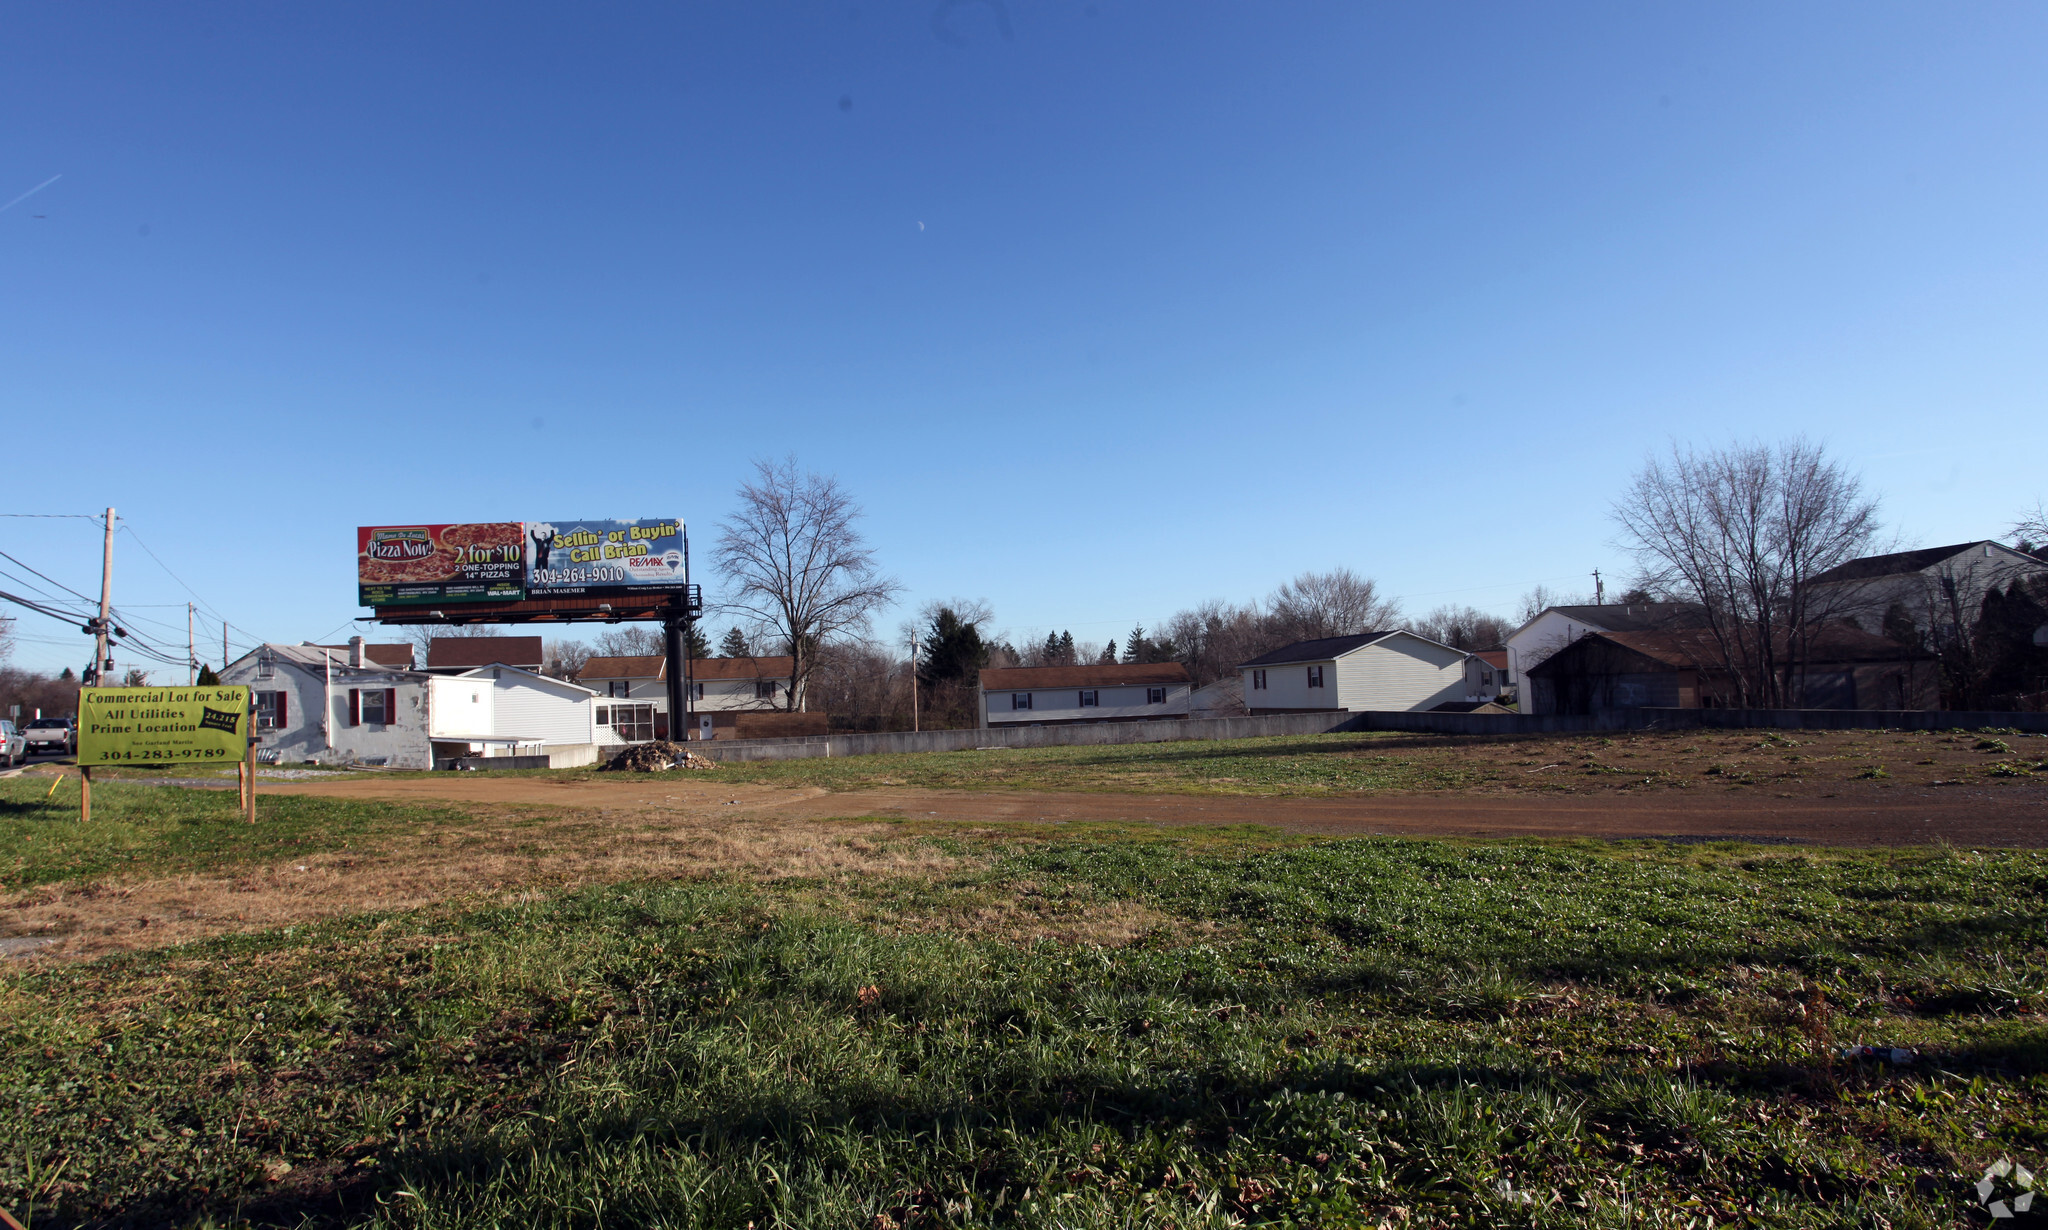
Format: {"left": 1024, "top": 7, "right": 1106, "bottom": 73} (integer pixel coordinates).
{"left": 357, "top": 523, "right": 526, "bottom": 607}
{"left": 357, "top": 520, "right": 687, "bottom": 607}
{"left": 79, "top": 686, "right": 251, "bottom": 765}
{"left": 526, "top": 519, "right": 687, "bottom": 597}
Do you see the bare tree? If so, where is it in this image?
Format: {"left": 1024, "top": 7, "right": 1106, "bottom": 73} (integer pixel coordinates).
{"left": 715, "top": 457, "right": 903, "bottom": 712}
{"left": 1268, "top": 568, "right": 1402, "bottom": 642}
{"left": 1515, "top": 584, "right": 1593, "bottom": 624}
{"left": 1413, "top": 604, "right": 1513, "bottom": 651}
{"left": 2014, "top": 501, "right": 2048, "bottom": 555}
{"left": 543, "top": 638, "right": 592, "bottom": 680}
{"left": 1612, "top": 439, "right": 1880, "bottom": 707}
{"left": 590, "top": 626, "right": 664, "bottom": 658}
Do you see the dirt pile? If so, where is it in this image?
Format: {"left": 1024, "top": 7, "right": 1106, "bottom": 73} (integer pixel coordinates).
{"left": 604, "top": 742, "right": 719, "bottom": 772}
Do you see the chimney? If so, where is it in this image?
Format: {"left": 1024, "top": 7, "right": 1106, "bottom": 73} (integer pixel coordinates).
{"left": 349, "top": 635, "right": 367, "bottom": 668}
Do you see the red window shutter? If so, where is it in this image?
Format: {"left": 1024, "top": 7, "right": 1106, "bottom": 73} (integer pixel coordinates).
{"left": 348, "top": 688, "right": 361, "bottom": 727}
{"left": 276, "top": 691, "right": 288, "bottom": 728}
{"left": 384, "top": 689, "right": 396, "bottom": 723}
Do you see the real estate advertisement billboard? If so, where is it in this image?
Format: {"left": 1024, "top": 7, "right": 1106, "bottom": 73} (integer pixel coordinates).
{"left": 78, "top": 685, "right": 252, "bottom": 765}
{"left": 357, "top": 523, "right": 527, "bottom": 607}
{"left": 357, "top": 520, "right": 686, "bottom": 608}
{"left": 526, "top": 519, "right": 687, "bottom": 596}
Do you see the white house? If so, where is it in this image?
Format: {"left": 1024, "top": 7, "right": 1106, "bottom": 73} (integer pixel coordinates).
{"left": 426, "top": 666, "right": 601, "bottom": 766}
{"left": 223, "top": 638, "right": 601, "bottom": 769}
{"left": 977, "top": 662, "right": 1193, "bottom": 727}
{"left": 1808, "top": 541, "right": 2048, "bottom": 643}
{"left": 223, "top": 639, "right": 436, "bottom": 769}
{"left": 1239, "top": 632, "right": 1468, "bottom": 714}
{"left": 577, "top": 655, "right": 799, "bottom": 741}
{"left": 1463, "top": 650, "right": 1509, "bottom": 703}
{"left": 1503, "top": 602, "right": 1712, "bottom": 702}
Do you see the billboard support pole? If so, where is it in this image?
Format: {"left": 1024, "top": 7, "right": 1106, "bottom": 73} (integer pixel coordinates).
{"left": 79, "top": 766, "right": 90, "bottom": 823}
{"left": 663, "top": 602, "right": 687, "bottom": 745}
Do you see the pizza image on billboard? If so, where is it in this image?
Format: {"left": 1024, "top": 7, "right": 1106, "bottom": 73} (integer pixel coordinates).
{"left": 526, "top": 519, "right": 687, "bottom": 596}
{"left": 357, "top": 523, "right": 525, "bottom": 607}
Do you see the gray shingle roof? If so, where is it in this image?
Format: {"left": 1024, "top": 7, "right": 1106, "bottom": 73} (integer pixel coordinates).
{"left": 1237, "top": 633, "right": 1393, "bottom": 668}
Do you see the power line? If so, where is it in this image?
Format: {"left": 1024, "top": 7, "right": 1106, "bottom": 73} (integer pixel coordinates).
{"left": 0, "top": 548, "right": 99, "bottom": 607}
{"left": 0, "top": 513, "right": 102, "bottom": 519}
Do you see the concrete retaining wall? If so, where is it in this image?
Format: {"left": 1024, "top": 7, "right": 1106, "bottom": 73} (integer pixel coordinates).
{"left": 689, "top": 706, "right": 2048, "bottom": 763}
{"left": 545, "top": 742, "right": 603, "bottom": 769}
{"left": 1350, "top": 708, "right": 2048, "bottom": 737}
{"left": 694, "top": 711, "right": 1361, "bottom": 762}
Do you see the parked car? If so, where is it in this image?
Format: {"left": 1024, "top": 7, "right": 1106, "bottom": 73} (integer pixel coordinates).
{"left": 22, "top": 716, "right": 75, "bottom": 756}
{"left": 0, "top": 721, "right": 24, "bottom": 767}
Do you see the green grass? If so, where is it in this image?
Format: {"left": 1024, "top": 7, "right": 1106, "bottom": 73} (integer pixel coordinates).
{"left": 6, "top": 829, "right": 2046, "bottom": 1228}
{"left": 459, "top": 733, "right": 1508, "bottom": 796}
{"left": 0, "top": 777, "right": 465, "bottom": 892}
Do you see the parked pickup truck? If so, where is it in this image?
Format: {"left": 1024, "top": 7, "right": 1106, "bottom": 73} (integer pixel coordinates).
{"left": 22, "top": 717, "right": 75, "bottom": 756}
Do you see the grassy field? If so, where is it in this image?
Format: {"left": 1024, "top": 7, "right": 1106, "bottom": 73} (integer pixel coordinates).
{"left": 5, "top": 797, "right": 2046, "bottom": 1228}
{"left": 0, "top": 776, "right": 467, "bottom": 892}
{"left": 396, "top": 726, "right": 2048, "bottom": 801}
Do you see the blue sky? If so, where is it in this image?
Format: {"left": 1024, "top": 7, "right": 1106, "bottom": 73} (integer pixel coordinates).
{"left": 3, "top": 2, "right": 2044, "bottom": 674}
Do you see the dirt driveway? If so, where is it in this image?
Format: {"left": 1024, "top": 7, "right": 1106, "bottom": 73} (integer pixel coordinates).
{"left": 262, "top": 772, "right": 2048, "bottom": 847}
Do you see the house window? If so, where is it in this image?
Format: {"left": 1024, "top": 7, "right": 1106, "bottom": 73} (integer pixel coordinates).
{"left": 1079, "top": 690, "right": 1099, "bottom": 707}
{"left": 610, "top": 703, "right": 656, "bottom": 742}
{"left": 608, "top": 680, "right": 630, "bottom": 699}
{"left": 692, "top": 682, "right": 704, "bottom": 701}
{"left": 1147, "top": 688, "right": 1166, "bottom": 704}
{"left": 595, "top": 705, "right": 610, "bottom": 726}
{"left": 1251, "top": 669, "right": 1267, "bottom": 691}
{"left": 1306, "top": 665, "right": 1325, "bottom": 689}
{"left": 755, "top": 680, "right": 778, "bottom": 700}
{"left": 1012, "top": 693, "right": 1032, "bottom": 710}
{"left": 255, "top": 690, "right": 288, "bottom": 730}
{"left": 1481, "top": 670, "right": 1494, "bottom": 687}
{"left": 353, "top": 688, "right": 391, "bottom": 725}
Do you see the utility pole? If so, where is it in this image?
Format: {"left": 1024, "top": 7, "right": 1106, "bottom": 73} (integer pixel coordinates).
{"left": 909, "top": 637, "right": 919, "bottom": 733}
{"left": 93, "top": 507, "right": 115, "bottom": 686}
{"left": 224, "top": 621, "right": 230, "bottom": 674}
{"left": 188, "top": 603, "right": 196, "bottom": 685}
{"left": 1592, "top": 569, "right": 1606, "bottom": 606}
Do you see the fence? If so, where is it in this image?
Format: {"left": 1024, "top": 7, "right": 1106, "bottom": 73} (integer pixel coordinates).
{"left": 687, "top": 706, "right": 2048, "bottom": 763}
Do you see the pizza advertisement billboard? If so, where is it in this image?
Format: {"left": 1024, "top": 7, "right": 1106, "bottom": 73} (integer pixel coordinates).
{"left": 526, "top": 519, "right": 687, "bottom": 597}
{"left": 357, "top": 519, "right": 687, "bottom": 607}
{"left": 357, "top": 523, "right": 526, "bottom": 607}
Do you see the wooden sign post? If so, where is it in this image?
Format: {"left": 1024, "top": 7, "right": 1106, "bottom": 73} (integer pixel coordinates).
{"left": 79, "top": 766, "right": 91, "bottom": 823}
{"left": 244, "top": 735, "right": 258, "bottom": 824}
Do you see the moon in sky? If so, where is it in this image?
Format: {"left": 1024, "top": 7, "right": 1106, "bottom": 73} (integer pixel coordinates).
{"left": 916, "top": 221, "right": 924, "bottom": 231}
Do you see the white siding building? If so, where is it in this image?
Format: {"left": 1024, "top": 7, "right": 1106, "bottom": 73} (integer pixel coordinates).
{"left": 1808, "top": 541, "right": 2048, "bottom": 643}
{"left": 577, "top": 655, "right": 800, "bottom": 741}
{"left": 223, "top": 640, "right": 435, "bottom": 769}
{"left": 978, "top": 662, "right": 1193, "bottom": 727}
{"left": 223, "top": 640, "right": 601, "bottom": 769}
{"left": 1239, "top": 632, "right": 1468, "bottom": 714}
{"left": 427, "top": 666, "right": 599, "bottom": 764}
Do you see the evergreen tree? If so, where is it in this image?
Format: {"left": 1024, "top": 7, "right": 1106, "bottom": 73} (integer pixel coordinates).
{"left": 195, "top": 664, "right": 221, "bottom": 686}
{"left": 685, "top": 623, "right": 713, "bottom": 660}
{"left": 59, "top": 667, "right": 75, "bottom": 681}
{"left": 918, "top": 607, "right": 988, "bottom": 687}
{"left": 1058, "top": 630, "right": 1075, "bottom": 664}
{"left": 1121, "top": 626, "right": 1146, "bottom": 664}
{"left": 1042, "top": 632, "right": 1063, "bottom": 665}
{"left": 1099, "top": 639, "right": 1117, "bottom": 665}
{"left": 718, "top": 627, "right": 751, "bottom": 658}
